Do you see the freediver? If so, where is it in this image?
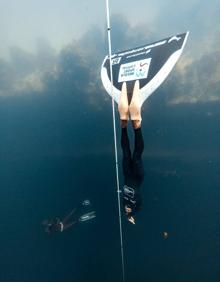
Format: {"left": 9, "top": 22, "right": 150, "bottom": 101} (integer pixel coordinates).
{"left": 42, "top": 208, "right": 77, "bottom": 234}
{"left": 42, "top": 200, "right": 96, "bottom": 234}
{"left": 118, "top": 80, "right": 145, "bottom": 225}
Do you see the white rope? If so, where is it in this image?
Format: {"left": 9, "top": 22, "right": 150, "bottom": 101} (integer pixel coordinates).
{"left": 105, "top": 1, "right": 125, "bottom": 282}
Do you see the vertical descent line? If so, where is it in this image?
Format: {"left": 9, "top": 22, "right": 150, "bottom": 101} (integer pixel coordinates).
{"left": 105, "top": 1, "right": 125, "bottom": 282}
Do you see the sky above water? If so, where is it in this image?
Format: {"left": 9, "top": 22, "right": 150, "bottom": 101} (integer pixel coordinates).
{"left": 0, "top": 0, "right": 220, "bottom": 104}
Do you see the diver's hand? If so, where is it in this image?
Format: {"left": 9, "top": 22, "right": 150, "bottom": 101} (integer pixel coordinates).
{"left": 128, "top": 216, "right": 135, "bottom": 224}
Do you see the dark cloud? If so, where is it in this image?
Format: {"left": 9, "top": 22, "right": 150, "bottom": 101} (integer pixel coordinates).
{"left": 9, "top": 46, "right": 36, "bottom": 77}
{"left": 166, "top": 48, "right": 220, "bottom": 104}
{"left": 0, "top": 15, "right": 219, "bottom": 105}
{"left": 0, "top": 59, "right": 14, "bottom": 95}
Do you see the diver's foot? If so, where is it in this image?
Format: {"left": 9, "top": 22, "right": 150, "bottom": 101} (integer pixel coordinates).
{"left": 118, "top": 82, "right": 129, "bottom": 121}
{"left": 129, "top": 80, "right": 142, "bottom": 126}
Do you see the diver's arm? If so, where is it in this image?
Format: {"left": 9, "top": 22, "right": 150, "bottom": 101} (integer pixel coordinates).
{"left": 63, "top": 221, "right": 77, "bottom": 230}
{"left": 62, "top": 208, "right": 77, "bottom": 224}
{"left": 128, "top": 216, "right": 135, "bottom": 224}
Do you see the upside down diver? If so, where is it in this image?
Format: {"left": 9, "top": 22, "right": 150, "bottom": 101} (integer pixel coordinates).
{"left": 118, "top": 80, "right": 145, "bottom": 225}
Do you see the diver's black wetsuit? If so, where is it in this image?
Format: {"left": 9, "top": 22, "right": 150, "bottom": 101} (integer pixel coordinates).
{"left": 121, "top": 127, "right": 144, "bottom": 216}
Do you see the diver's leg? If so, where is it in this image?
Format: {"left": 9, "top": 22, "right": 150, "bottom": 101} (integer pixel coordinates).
{"left": 132, "top": 127, "right": 145, "bottom": 181}
{"left": 133, "top": 127, "right": 144, "bottom": 159}
{"left": 63, "top": 221, "right": 77, "bottom": 231}
{"left": 129, "top": 80, "right": 142, "bottom": 129}
{"left": 121, "top": 127, "right": 132, "bottom": 176}
{"left": 118, "top": 82, "right": 129, "bottom": 127}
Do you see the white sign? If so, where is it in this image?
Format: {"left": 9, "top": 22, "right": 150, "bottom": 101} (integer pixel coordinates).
{"left": 118, "top": 58, "right": 151, "bottom": 82}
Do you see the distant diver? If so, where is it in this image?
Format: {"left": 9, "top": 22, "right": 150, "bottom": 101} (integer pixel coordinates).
{"left": 42, "top": 200, "right": 96, "bottom": 234}
{"left": 118, "top": 80, "right": 145, "bottom": 224}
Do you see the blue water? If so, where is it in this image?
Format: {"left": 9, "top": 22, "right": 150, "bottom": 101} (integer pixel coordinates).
{"left": 1, "top": 93, "right": 220, "bottom": 282}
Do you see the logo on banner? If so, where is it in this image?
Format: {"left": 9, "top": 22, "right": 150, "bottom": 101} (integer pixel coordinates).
{"left": 112, "top": 57, "right": 121, "bottom": 65}
{"left": 118, "top": 58, "right": 151, "bottom": 82}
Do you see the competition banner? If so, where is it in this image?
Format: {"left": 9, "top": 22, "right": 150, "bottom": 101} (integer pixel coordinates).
{"left": 101, "top": 32, "right": 189, "bottom": 104}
